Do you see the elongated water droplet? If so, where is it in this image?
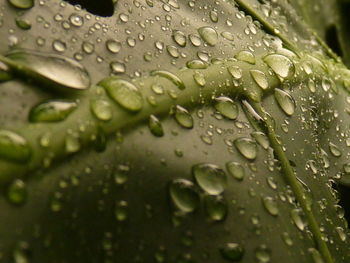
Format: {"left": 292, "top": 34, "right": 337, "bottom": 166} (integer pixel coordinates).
{"left": 0, "top": 130, "right": 31, "bottom": 163}
{"left": 205, "top": 195, "right": 227, "bottom": 221}
{"left": 226, "top": 161, "right": 245, "bottom": 181}
{"left": 151, "top": 70, "right": 185, "bottom": 90}
{"left": 169, "top": 179, "right": 199, "bottom": 213}
{"left": 228, "top": 66, "right": 242, "bottom": 79}
{"left": 29, "top": 100, "right": 77, "bottom": 122}
{"left": 198, "top": 26, "right": 218, "bottom": 46}
{"left": 255, "top": 245, "right": 271, "bottom": 263}
{"left": 262, "top": 196, "right": 279, "bottom": 216}
{"left": 308, "top": 248, "right": 324, "bottom": 263}
{"left": 193, "top": 72, "right": 206, "bottom": 87}
{"left": 90, "top": 99, "right": 113, "bottom": 121}
{"left": 329, "top": 142, "right": 342, "bottom": 157}
{"left": 214, "top": 97, "right": 239, "bottom": 120}
{"left": 274, "top": 89, "right": 295, "bottom": 116}
{"left": 192, "top": 163, "right": 227, "bottom": 195}
{"left": 15, "top": 18, "right": 31, "bottom": 30}
{"left": 7, "top": 179, "right": 27, "bottom": 205}
{"left": 263, "top": 54, "right": 295, "bottom": 79}
{"left": 186, "top": 60, "right": 208, "bottom": 69}
{"left": 5, "top": 50, "right": 91, "bottom": 90}
{"left": 172, "top": 30, "right": 187, "bottom": 47}
{"left": 149, "top": 115, "right": 164, "bottom": 137}
{"left": 250, "top": 70, "right": 269, "bottom": 90}
{"left": 234, "top": 138, "right": 257, "bottom": 160}
{"left": 291, "top": 208, "right": 306, "bottom": 231}
{"left": 8, "top": 0, "right": 33, "bottom": 9}
{"left": 106, "top": 39, "right": 122, "bottom": 53}
{"left": 220, "top": 243, "right": 245, "bottom": 261}
{"left": 235, "top": 51, "right": 256, "bottom": 64}
{"left": 281, "top": 232, "right": 293, "bottom": 246}
{"left": 174, "top": 105, "right": 193, "bottom": 129}
{"left": 251, "top": 131, "right": 269, "bottom": 149}
{"left": 99, "top": 77, "right": 143, "bottom": 112}
{"left": 65, "top": 133, "right": 80, "bottom": 153}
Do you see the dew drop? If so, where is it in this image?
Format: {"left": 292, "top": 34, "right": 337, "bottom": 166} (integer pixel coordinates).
{"left": 29, "top": 100, "right": 77, "bottom": 122}
{"left": 198, "top": 26, "right": 218, "bottom": 46}
{"left": 151, "top": 70, "right": 185, "bottom": 90}
{"left": 220, "top": 243, "right": 245, "bottom": 261}
{"left": 262, "top": 196, "right": 279, "bottom": 216}
{"left": 263, "top": 54, "right": 295, "bottom": 79}
{"left": 274, "top": 88, "right": 295, "bottom": 116}
{"left": 174, "top": 105, "right": 193, "bottom": 129}
{"left": 169, "top": 179, "right": 199, "bottom": 213}
{"left": 90, "top": 99, "right": 113, "bottom": 121}
{"left": 235, "top": 51, "right": 256, "bottom": 64}
{"left": 115, "top": 200, "right": 128, "bottom": 221}
{"left": 234, "top": 138, "right": 257, "bottom": 160}
{"left": 65, "top": 133, "right": 80, "bottom": 153}
{"left": 255, "top": 245, "right": 271, "bottom": 263}
{"left": 251, "top": 131, "right": 269, "bottom": 149}
{"left": 7, "top": 179, "right": 27, "bottom": 205}
{"left": 205, "top": 195, "right": 228, "bottom": 221}
{"left": 250, "top": 70, "right": 269, "bottom": 90}
{"left": 281, "top": 232, "right": 293, "bottom": 246}
{"left": 308, "top": 248, "right": 324, "bottom": 263}
{"left": 192, "top": 163, "right": 227, "bottom": 195}
{"left": 226, "top": 161, "right": 245, "bottom": 181}
{"left": 186, "top": 60, "right": 208, "bottom": 69}
{"left": 329, "top": 142, "right": 342, "bottom": 157}
{"left": 69, "top": 13, "right": 84, "bottom": 27}
{"left": 82, "top": 41, "right": 95, "bottom": 54}
{"left": 228, "top": 65, "right": 242, "bottom": 79}
{"left": 214, "top": 97, "right": 239, "bottom": 120}
{"left": 99, "top": 77, "right": 143, "bottom": 112}
{"left": 52, "top": 40, "right": 67, "bottom": 53}
{"left": 15, "top": 18, "right": 31, "bottom": 30}
{"left": 193, "top": 72, "right": 206, "bottom": 87}
{"left": 291, "top": 208, "right": 306, "bottom": 231}
{"left": 172, "top": 30, "right": 187, "bottom": 47}
{"left": 8, "top": 0, "right": 33, "bottom": 9}
{"left": 149, "top": 115, "right": 164, "bottom": 137}
{"left": 110, "top": 61, "right": 126, "bottom": 74}
{"left": 106, "top": 39, "right": 122, "bottom": 53}
{"left": 0, "top": 130, "right": 31, "bottom": 163}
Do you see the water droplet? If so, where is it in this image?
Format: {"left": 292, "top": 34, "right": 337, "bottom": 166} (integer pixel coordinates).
{"left": 221, "top": 31, "right": 235, "bottom": 41}
{"left": 169, "top": 179, "right": 200, "bottom": 213}
{"left": 235, "top": 51, "right": 256, "bottom": 64}
{"left": 151, "top": 84, "right": 164, "bottom": 95}
{"left": 210, "top": 10, "right": 219, "bottom": 22}
{"left": 115, "top": 200, "right": 128, "bottom": 221}
{"left": 7, "top": 179, "right": 27, "bottom": 205}
{"left": 262, "top": 196, "right": 279, "bottom": 216}
{"left": 15, "top": 18, "right": 31, "bottom": 30}
{"left": 99, "top": 77, "right": 143, "bottom": 112}
{"left": 214, "top": 97, "right": 239, "bottom": 120}
{"left": 281, "top": 232, "right": 293, "bottom": 246}
{"left": 234, "top": 138, "right": 257, "bottom": 160}
{"left": 193, "top": 72, "right": 206, "bottom": 87}
{"left": 167, "top": 45, "right": 180, "bottom": 58}
{"left": 174, "top": 105, "right": 193, "bottom": 129}
{"left": 198, "top": 26, "right": 218, "bottom": 46}
{"left": 274, "top": 89, "right": 295, "bottom": 116}
{"left": 251, "top": 131, "right": 269, "bottom": 150}
{"left": 220, "top": 243, "right": 245, "bottom": 261}
{"left": 226, "top": 161, "right": 245, "bottom": 181}
{"left": 149, "top": 115, "right": 164, "bottom": 137}
{"left": 82, "top": 41, "right": 95, "bottom": 54}
{"left": 52, "top": 40, "right": 67, "bottom": 53}
{"left": 172, "top": 30, "right": 187, "bottom": 47}
{"left": 308, "top": 248, "right": 324, "bottom": 263}
{"left": 186, "top": 60, "right": 208, "bottom": 69}
{"left": 8, "top": 0, "right": 33, "bottom": 9}
{"left": 6, "top": 49, "right": 91, "bottom": 90}
{"left": 205, "top": 195, "right": 227, "bottom": 221}
{"left": 228, "top": 65, "right": 242, "bottom": 79}
{"left": 255, "top": 245, "right": 271, "bottom": 263}
{"left": 90, "top": 99, "right": 113, "bottom": 121}
{"left": 329, "top": 142, "right": 342, "bottom": 157}
{"left": 291, "top": 208, "right": 306, "bottom": 231}
{"left": 192, "top": 163, "right": 227, "bottom": 195}
{"left": 263, "top": 54, "right": 295, "bottom": 79}
{"left": 106, "top": 39, "right": 122, "bottom": 53}
{"left": 250, "top": 70, "right": 269, "bottom": 90}
{"left": 29, "top": 100, "right": 77, "bottom": 122}
{"left": 151, "top": 70, "right": 185, "bottom": 90}
{"left": 110, "top": 61, "right": 126, "bottom": 74}
{"left": 0, "top": 130, "right": 31, "bottom": 163}
{"left": 69, "top": 13, "right": 84, "bottom": 27}
{"left": 65, "top": 133, "right": 80, "bottom": 153}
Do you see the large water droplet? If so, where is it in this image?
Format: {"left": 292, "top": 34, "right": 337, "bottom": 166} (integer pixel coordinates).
{"left": 262, "top": 196, "right": 279, "bottom": 216}
{"left": 90, "top": 99, "right": 113, "bottom": 121}
{"left": 149, "top": 115, "right": 164, "bottom": 137}
{"left": 198, "top": 26, "right": 218, "bottom": 46}
{"left": 263, "top": 54, "right": 295, "bottom": 79}
{"left": 99, "top": 77, "right": 143, "bottom": 112}
{"left": 214, "top": 97, "right": 239, "bottom": 120}
{"left": 250, "top": 70, "right": 269, "bottom": 90}
{"left": 234, "top": 138, "right": 257, "bottom": 160}
{"left": 226, "top": 161, "right": 245, "bottom": 181}
{"left": 8, "top": 0, "right": 33, "bottom": 9}
{"left": 151, "top": 70, "right": 185, "bottom": 90}
{"left": 169, "top": 179, "right": 200, "bottom": 213}
{"left": 29, "top": 100, "right": 77, "bottom": 122}
{"left": 5, "top": 49, "right": 91, "bottom": 90}
{"left": 7, "top": 179, "right": 27, "bottom": 205}
{"left": 205, "top": 195, "right": 228, "bottom": 221}
{"left": 174, "top": 105, "right": 193, "bottom": 129}
{"left": 274, "top": 89, "right": 295, "bottom": 116}
{"left": 0, "top": 130, "right": 31, "bottom": 163}
{"left": 220, "top": 243, "right": 245, "bottom": 261}
{"left": 192, "top": 163, "right": 227, "bottom": 195}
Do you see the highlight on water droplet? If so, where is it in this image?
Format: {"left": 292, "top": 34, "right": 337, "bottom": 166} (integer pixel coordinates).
{"left": 0, "top": 130, "right": 31, "bottom": 163}
{"left": 262, "top": 196, "right": 279, "bottom": 216}
{"left": 29, "top": 100, "right": 77, "bottom": 122}
{"left": 192, "top": 163, "right": 227, "bottom": 195}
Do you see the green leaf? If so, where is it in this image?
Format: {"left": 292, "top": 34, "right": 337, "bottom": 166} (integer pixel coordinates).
{"left": 0, "top": 0, "right": 349, "bottom": 262}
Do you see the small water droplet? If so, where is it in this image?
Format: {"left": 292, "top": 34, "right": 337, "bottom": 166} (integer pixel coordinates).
{"left": 192, "top": 163, "right": 227, "bottom": 195}
{"left": 151, "top": 70, "right": 185, "bottom": 90}
{"left": 235, "top": 51, "right": 256, "bottom": 64}
{"left": 106, "top": 39, "right": 122, "bottom": 53}
{"left": 65, "top": 133, "right": 80, "bottom": 153}
{"left": 220, "top": 243, "right": 245, "bottom": 261}
{"left": 281, "top": 232, "right": 293, "bottom": 246}
{"left": 263, "top": 54, "right": 295, "bottom": 79}
{"left": 149, "top": 115, "right": 164, "bottom": 137}
{"left": 255, "top": 245, "right": 271, "bottom": 263}
{"left": 193, "top": 72, "right": 206, "bottom": 87}
{"left": 226, "top": 161, "right": 245, "bottom": 181}
{"left": 250, "top": 70, "right": 269, "bottom": 90}
{"left": 308, "top": 248, "right": 324, "bottom": 263}
{"left": 169, "top": 179, "right": 200, "bottom": 213}
{"left": 251, "top": 131, "right": 269, "bottom": 149}
{"left": 174, "top": 105, "right": 193, "bottom": 129}
{"left": 291, "top": 208, "right": 306, "bottom": 231}
{"left": 29, "top": 100, "right": 77, "bottom": 122}
{"left": 329, "top": 142, "right": 342, "bottom": 157}
{"left": 7, "top": 179, "right": 27, "bottom": 205}
{"left": 205, "top": 195, "right": 227, "bottom": 221}
{"left": 172, "top": 30, "right": 187, "bottom": 47}
{"left": 274, "top": 89, "right": 295, "bottom": 116}
{"left": 262, "top": 196, "right": 279, "bottom": 216}
{"left": 214, "top": 97, "right": 239, "bottom": 120}
{"left": 110, "top": 61, "right": 126, "bottom": 74}
{"left": 186, "top": 60, "right": 208, "bottom": 69}
{"left": 228, "top": 65, "right": 242, "bottom": 79}
{"left": 234, "top": 138, "right": 257, "bottom": 160}
{"left": 15, "top": 18, "right": 31, "bottom": 30}
{"left": 198, "top": 26, "right": 218, "bottom": 46}
{"left": 82, "top": 41, "right": 95, "bottom": 54}
{"left": 69, "top": 13, "right": 84, "bottom": 27}
{"left": 90, "top": 99, "right": 113, "bottom": 121}
{"left": 0, "top": 130, "right": 31, "bottom": 163}
{"left": 115, "top": 200, "right": 128, "bottom": 221}
{"left": 99, "top": 77, "right": 143, "bottom": 112}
